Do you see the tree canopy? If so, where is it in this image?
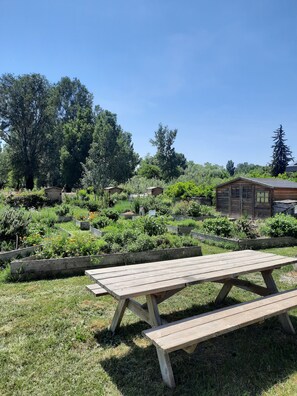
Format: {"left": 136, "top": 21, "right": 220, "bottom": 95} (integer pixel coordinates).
{"left": 271, "top": 125, "right": 293, "bottom": 176}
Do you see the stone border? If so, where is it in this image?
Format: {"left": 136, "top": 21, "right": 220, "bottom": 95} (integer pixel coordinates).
{"left": 10, "top": 246, "right": 202, "bottom": 280}
{"left": 190, "top": 230, "right": 297, "bottom": 249}
{"left": 172, "top": 215, "right": 214, "bottom": 221}
{"left": 89, "top": 226, "right": 106, "bottom": 237}
{"left": 166, "top": 225, "right": 195, "bottom": 235}
{"left": 0, "top": 245, "right": 41, "bottom": 261}
{"left": 74, "top": 219, "right": 90, "bottom": 230}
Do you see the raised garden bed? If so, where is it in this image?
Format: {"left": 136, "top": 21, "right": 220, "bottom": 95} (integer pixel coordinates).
{"left": 172, "top": 215, "right": 214, "bottom": 221}
{"left": 0, "top": 245, "right": 41, "bottom": 261}
{"left": 74, "top": 219, "right": 90, "bottom": 230}
{"left": 89, "top": 225, "right": 106, "bottom": 237}
{"left": 10, "top": 246, "right": 202, "bottom": 280}
{"left": 166, "top": 225, "right": 195, "bottom": 235}
{"left": 190, "top": 230, "right": 297, "bottom": 250}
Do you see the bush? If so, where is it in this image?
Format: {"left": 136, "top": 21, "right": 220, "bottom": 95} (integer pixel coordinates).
{"left": 91, "top": 216, "right": 112, "bottom": 229}
{"left": 202, "top": 217, "right": 234, "bottom": 237}
{"left": 187, "top": 202, "right": 202, "bottom": 217}
{"left": 100, "top": 208, "right": 119, "bottom": 221}
{"left": 6, "top": 190, "right": 48, "bottom": 209}
{"left": 36, "top": 234, "right": 107, "bottom": 259}
{"left": 142, "top": 216, "right": 167, "bottom": 236}
{"left": 234, "top": 217, "right": 258, "bottom": 239}
{"left": 55, "top": 204, "right": 72, "bottom": 217}
{"left": 261, "top": 214, "right": 297, "bottom": 238}
{"left": 0, "top": 207, "right": 30, "bottom": 241}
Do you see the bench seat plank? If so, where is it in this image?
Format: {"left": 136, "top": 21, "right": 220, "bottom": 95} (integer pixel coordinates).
{"left": 143, "top": 289, "right": 297, "bottom": 353}
{"left": 86, "top": 284, "right": 108, "bottom": 297}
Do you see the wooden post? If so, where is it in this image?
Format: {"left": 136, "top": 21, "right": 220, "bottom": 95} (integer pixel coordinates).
{"left": 261, "top": 270, "right": 295, "bottom": 335}
{"left": 146, "top": 294, "right": 162, "bottom": 327}
{"left": 156, "top": 347, "right": 176, "bottom": 388}
{"left": 109, "top": 299, "right": 128, "bottom": 333}
{"left": 215, "top": 279, "right": 234, "bottom": 304}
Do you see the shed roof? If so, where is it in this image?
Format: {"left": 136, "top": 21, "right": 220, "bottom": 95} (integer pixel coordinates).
{"left": 147, "top": 186, "right": 163, "bottom": 190}
{"left": 216, "top": 177, "right": 297, "bottom": 189}
{"left": 104, "top": 186, "right": 122, "bottom": 190}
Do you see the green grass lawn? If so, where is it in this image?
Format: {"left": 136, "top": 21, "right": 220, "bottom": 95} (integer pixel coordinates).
{"left": 1, "top": 244, "right": 297, "bottom": 395}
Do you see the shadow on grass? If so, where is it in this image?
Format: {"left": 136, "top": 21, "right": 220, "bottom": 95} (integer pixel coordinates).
{"left": 94, "top": 303, "right": 297, "bottom": 396}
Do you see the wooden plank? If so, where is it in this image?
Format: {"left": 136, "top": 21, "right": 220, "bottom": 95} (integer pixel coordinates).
{"left": 156, "top": 348, "right": 175, "bottom": 388}
{"left": 98, "top": 255, "right": 287, "bottom": 289}
{"left": 93, "top": 254, "right": 281, "bottom": 286}
{"left": 146, "top": 295, "right": 162, "bottom": 326}
{"left": 86, "top": 250, "right": 262, "bottom": 277}
{"left": 85, "top": 284, "right": 108, "bottom": 297}
{"left": 143, "top": 289, "right": 297, "bottom": 352}
{"left": 101, "top": 257, "right": 297, "bottom": 299}
{"left": 109, "top": 299, "right": 128, "bottom": 333}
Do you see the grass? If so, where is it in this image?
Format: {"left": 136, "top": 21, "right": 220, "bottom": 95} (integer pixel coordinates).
{"left": 1, "top": 244, "right": 297, "bottom": 395}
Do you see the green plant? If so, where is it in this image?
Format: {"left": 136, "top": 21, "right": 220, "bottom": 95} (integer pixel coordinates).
{"left": 234, "top": 217, "right": 258, "bottom": 239}
{"left": 187, "top": 201, "right": 202, "bottom": 217}
{"left": 202, "top": 217, "right": 234, "bottom": 238}
{"left": 261, "top": 214, "right": 297, "bottom": 238}
{"left": 0, "top": 207, "right": 30, "bottom": 241}
{"left": 100, "top": 208, "right": 119, "bottom": 221}
{"left": 55, "top": 204, "right": 72, "bottom": 217}
{"left": 6, "top": 190, "right": 48, "bottom": 209}
{"left": 142, "top": 216, "right": 167, "bottom": 236}
{"left": 91, "top": 216, "right": 112, "bottom": 229}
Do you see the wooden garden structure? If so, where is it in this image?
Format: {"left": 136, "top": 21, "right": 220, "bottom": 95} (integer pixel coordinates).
{"left": 216, "top": 177, "right": 297, "bottom": 218}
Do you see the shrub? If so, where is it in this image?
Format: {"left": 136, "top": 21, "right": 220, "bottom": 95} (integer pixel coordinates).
{"left": 36, "top": 234, "right": 107, "bottom": 259}
{"left": 91, "top": 216, "right": 112, "bottom": 229}
{"left": 85, "top": 200, "right": 101, "bottom": 212}
{"left": 0, "top": 207, "right": 30, "bottom": 241}
{"left": 100, "top": 208, "right": 119, "bottom": 221}
{"left": 6, "top": 190, "right": 48, "bottom": 209}
{"left": 142, "top": 216, "right": 167, "bottom": 236}
{"left": 55, "top": 204, "right": 72, "bottom": 217}
{"left": 172, "top": 201, "right": 189, "bottom": 216}
{"left": 202, "top": 217, "right": 234, "bottom": 237}
{"left": 187, "top": 202, "right": 202, "bottom": 217}
{"left": 234, "top": 217, "right": 258, "bottom": 239}
{"left": 261, "top": 214, "right": 297, "bottom": 238}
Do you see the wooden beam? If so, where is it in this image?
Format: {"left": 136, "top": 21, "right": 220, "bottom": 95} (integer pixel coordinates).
{"left": 109, "top": 299, "right": 128, "bottom": 333}
{"left": 156, "top": 347, "right": 175, "bottom": 388}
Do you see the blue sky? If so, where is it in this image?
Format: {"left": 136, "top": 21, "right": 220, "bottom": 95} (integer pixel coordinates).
{"left": 1, "top": 0, "right": 296, "bottom": 167}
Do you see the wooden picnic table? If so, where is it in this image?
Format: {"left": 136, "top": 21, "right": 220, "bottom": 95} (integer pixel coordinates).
{"left": 85, "top": 250, "right": 297, "bottom": 333}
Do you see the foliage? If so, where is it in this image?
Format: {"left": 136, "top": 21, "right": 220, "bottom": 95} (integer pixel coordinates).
{"left": 82, "top": 110, "right": 139, "bottom": 191}
{"left": 187, "top": 201, "right": 202, "bottom": 217}
{"left": 261, "top": 214, "right": 297, "bottom": 238}
{"left": 0, "top": 207, "right": 30, "bottom": 241}
{"left": 6, "top": 190, "right": 48, "bottom": 209}
{"left": 270, "top": 125, "right": 293, "bottom": 177}
{"left": 234, "top": 217, "right": 258, "bottom": 239}
{"left": 202, "top": 217, "right": 234, "bottom": 237}
{"left": 150, "top": 123, "right": 187, "bottom": 181}
{"left": 142, "top": 216, "right": 167, "bottom": 236}
{"left": 55, "top": 204, "right": 72, "bottom": 217}
{"left": 100, "top": 208, "right": 119, "bottom": 221}
{"left": 131, "top": 195, "right": 172, "bottom": 215}
{"left": 0, "top": 73, "right": 55, "bottom": 189}
{"left": 226, "top": 160, "right": 235, "bottom": 176}
{"left": 91, "top": 216, "right": 112, "bottom": 229}
{"left": 166, "top": 181, "right": 200, "bottom": 199}
{"left": 36, "top": 234, "right": 107, "bottom": 259}
{"left": 0, "top": 144, "right": 10, "bottom": 188}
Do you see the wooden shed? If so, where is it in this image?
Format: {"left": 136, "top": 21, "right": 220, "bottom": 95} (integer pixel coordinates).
{"left": 44, "top": 187, "right": 62, "bottom": 203}
{"left": 286, "top": 163, "right": 297, "bottom": 172}
{"left": 104, "top": 186, "right": 123, "bottom": 195}
{"left": 216, "top": 177, "right": 297, "bottom": 219}
{"left": 147, "top": 186, "right": 164, "bottom": 196}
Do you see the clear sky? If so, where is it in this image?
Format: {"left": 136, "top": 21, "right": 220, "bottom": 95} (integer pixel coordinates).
{"left": 1, "top": 0, "right": 296, "bottom": 167}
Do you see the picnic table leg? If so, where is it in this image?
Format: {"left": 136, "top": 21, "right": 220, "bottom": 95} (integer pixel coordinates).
{"left": 146, "top": 294, "right": 162, "bottom": 326}
{"left": 215, "top": 279, "right": 234, "bottom": 304}
{"left": 261, "top": 270, "right": 295, "bottom": 335}
{"left": 109, "top": 299, "right": 128, "bottom": 333}
{"left": 156, "top": 347, "right": 176, "bottom": 388}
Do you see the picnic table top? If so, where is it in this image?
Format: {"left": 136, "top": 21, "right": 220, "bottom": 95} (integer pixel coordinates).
{"left": 86, "top": 250, "right": 297, "bottom": 299}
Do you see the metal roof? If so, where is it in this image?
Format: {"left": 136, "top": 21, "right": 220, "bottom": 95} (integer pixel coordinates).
{"left": 286, "top": 164, "right": 297, "bottom": 172}
{"left": 216, "top": 177, "right": 297, "bottom": 189}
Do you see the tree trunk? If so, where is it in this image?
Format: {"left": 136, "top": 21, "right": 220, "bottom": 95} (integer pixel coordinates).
{"left": 25, "top": 175, "right": 34, "bottom": 190}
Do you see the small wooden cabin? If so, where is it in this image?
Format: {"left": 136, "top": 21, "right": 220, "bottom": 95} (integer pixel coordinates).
{"left": 44, "top": 187, "right": 62, "bottom": 203}
{"left": 286, "top": 163, "right": 297, "bottom": 172}
{"left": 216, "top": 177, "right": 297, "bottom": 218}
{"left": 104, "top": 186, "right": 123, "bottom": 195}
{"left": 147, "top": 187, "right": 164, "bottom": 196}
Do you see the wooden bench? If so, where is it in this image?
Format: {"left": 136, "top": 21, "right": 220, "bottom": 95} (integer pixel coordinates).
{"left": 86, "top": 284, "right": 108, "bottom": 297}
{"left": 143, "top": 289, "right": 297, "bottom": 388}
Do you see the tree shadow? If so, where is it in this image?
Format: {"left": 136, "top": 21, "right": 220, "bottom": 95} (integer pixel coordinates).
{"left": 94, "top": 303, "right": 297, "bottom": 396}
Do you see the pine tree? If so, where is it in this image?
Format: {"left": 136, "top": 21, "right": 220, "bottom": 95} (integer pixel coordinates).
{"left": 271, "top": 125, "right": 293, "bottom": 176}
{"left": 226, "top": 160, "right": 235, "bottom": 176}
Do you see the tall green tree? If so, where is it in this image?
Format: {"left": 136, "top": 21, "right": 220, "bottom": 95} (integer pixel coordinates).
{"left": 226, "top": 160, "right": 235, "bottom": 176}
{"left": 150, "top": 123, "right": 186, "bottom": 181}
{"left": 82, "top": 110, "right": 139, "bottom": 191}
{"left": 60, "top": 108, "right": 94, "bottom": 189}
{"left": 0, "top": 143, "right": 10, "bottom": 188}
{"left": 0, "top": 73, "right": 54, "bottom": 189}
{"left": 271, "top": 125, "right": 293, "bottom": 176}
